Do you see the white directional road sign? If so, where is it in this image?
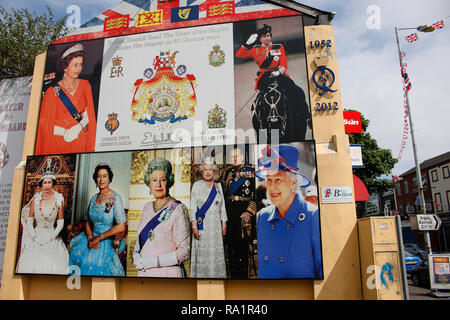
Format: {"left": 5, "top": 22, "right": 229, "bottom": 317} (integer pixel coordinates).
{"left": 416, "top": 214, "right": 442, "bottom": 231}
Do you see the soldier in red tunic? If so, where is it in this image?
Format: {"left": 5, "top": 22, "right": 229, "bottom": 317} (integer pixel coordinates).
{"left": 236, "top": 24, "right": 310, "bottom": 142}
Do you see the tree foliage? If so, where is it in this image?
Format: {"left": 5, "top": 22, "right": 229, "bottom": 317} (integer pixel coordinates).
{"left": 347, "top": 109, "right": 398, "bottom": 195}
{"left": 0, "top": 5, "right": 68, "bottom": 78}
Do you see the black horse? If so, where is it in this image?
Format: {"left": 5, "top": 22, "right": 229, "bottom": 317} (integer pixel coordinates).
{"left": 251, "top": 72, "right": 310, "bottom": 143}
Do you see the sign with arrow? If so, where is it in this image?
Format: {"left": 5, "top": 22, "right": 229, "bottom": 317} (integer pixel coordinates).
{"left": 416, "top": 214, "right": 442, "bottom": 231}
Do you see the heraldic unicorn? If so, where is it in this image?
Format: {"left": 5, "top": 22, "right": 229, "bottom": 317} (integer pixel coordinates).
{"left": 131, "top": 50, "right": 197, "bottom": 125}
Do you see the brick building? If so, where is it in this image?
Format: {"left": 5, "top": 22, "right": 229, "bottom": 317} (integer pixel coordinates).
{"left": 396, "top": 151, "right": 450, "bottom": 252}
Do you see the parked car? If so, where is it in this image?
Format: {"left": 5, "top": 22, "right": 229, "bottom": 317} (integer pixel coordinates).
{"left": 404, "top": 250, "right": 422, "bottom": 273}
{"left": 404, "top": 243, "right": 428, "bottom": 261}
{"left": 410, "top": 261, "right": 430, "bottom": 288}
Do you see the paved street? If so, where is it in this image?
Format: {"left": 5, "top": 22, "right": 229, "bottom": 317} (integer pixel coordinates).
{"left": 407, "top": 278, "right": 450, "bottom": 300}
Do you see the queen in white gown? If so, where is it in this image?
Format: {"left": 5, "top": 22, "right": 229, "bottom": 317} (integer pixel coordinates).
{"left": 16, "top": 159, "right": 69, "bottom": 275}
{"left": 189, "top": 160, "right": 228, "bottom": 278}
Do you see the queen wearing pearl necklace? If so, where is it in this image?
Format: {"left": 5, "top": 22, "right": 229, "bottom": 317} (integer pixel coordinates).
{"left": 16, "top": 158, "right": 69, "bottom": 275}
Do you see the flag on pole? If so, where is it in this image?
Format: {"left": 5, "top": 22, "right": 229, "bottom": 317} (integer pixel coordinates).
{"left": 401, "top": 69, "right": 412, "bottom": 91}
{"left": 392, "top": 175, "right": 404, "bottom": 182}
{"left": 406, "top": 32, "right": 419, "bottom": 43}
{"left": 432, "top": 20, "right": 445, "bottom": 29}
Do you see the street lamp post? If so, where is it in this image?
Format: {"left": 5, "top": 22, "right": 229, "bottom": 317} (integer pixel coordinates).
{"left": 394, "top": 26, "right": 433, "bottom": 255}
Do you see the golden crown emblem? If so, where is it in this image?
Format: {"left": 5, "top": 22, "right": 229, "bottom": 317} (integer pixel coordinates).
{"left": 112, "top": 56, "right": 122, "bottom": 66}
{"left": 107, "top": 112, "right": 118, "bottom": 120}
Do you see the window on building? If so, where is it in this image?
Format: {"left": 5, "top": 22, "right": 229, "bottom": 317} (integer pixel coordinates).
{"left": 443, "top": 166, "right": 450, "bottom": 179}
{"left": 431, "top": 169, "right": 438, "bottom": 182}
{"left": 397, "top": 183, "right": 401, "bottom": 195}
{"left": 447, "top": 190, "right": 450, "bottom": 211}
{"left": 423, "top": 174, "right": 428, "bottom": 185}
{"left": 404, "top": 180, "right": 408, "bottom": 193}
{"left": 435, "top": 193, "right": 443, "bottom": 212}
{"left": 413, "top": 177, "right": 417, "bottom": 188}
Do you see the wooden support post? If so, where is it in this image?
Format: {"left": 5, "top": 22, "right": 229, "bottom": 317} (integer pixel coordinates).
{"left": 196, "top": 280, "right": 225, "bottom": 300}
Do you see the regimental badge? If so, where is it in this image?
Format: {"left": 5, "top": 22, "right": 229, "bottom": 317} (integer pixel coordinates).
{"left": 148, "top": 229, "right": 154, "bottom": 241}
{"left": 131, "top": 50, "right": 197, "bottom": 125}
{"left": 207, "top": 104, "right": 226, "bottom": 128}
{"left": 208, "top": 45, "right": 225, "bottom": 67}
{"left": 105, "top": 112, "right": 120, "bottom": 135}
{"left": 110, "top": 56, "right": 124, "bottom": 78}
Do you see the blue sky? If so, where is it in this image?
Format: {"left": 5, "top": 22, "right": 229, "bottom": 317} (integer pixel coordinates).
{"left": 1, "top": 0, "right": 449, "bottom": 176}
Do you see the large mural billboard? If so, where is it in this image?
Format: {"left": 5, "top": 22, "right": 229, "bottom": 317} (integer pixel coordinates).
{"left": 16, "top": 141, "right": 322, "bottom": 280}
{"left": 22, "top": 13, "right": 322, "bottom": 280}
{"left": 34, "top": 15, "right": 311, "bottom": 154}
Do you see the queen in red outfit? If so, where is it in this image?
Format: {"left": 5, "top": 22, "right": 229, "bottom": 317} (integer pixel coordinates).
{"left": 35, "top": 44, "right": 97, "bottom": 155}
{"left": 236, "top": 24, "right": 310, "bottom": 141}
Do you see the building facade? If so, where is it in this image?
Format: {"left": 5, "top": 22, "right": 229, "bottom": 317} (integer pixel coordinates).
{"left": 396, "top": 151, "right": 450, "bottom": 252}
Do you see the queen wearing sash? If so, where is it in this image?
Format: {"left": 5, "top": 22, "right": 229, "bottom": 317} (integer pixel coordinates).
{"left": 69, "top": 163, "right": 127, "bottom": 276}
{"left": 133, "top": 158, "right": 190, "bottom": 278}
{"left": 35, "top": 43, "right": 97, "bottom": 155}
{"left": 189, "top": 159, "right": 227, "bottom": 278}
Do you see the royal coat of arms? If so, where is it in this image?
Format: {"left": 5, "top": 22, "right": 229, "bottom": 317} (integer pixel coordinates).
{"left": 131, "top": 50, "right": 197, "bottom": 125}
{"left": 207, "top": 104, "right": 227, "bottom": 128}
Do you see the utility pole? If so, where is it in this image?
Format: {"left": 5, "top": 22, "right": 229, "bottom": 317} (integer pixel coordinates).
{"left": 394, "top": 26, "right": 432, "bottom": 254}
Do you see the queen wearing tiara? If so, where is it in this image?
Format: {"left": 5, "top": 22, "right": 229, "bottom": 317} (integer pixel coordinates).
{"left": 189, "top": 157, "right": 227, "bottom": 278}
{"left": 16, "top": 158, "right": 69, "bottom": 275}
{"left": 35, "top": 43, "right": 97, "bottom": 155}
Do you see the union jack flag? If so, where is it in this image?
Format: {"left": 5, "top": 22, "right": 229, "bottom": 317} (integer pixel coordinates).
{"left": 432, "top": 20, "right": 445, "bottom": 30}
{"left": 392, "top": 175, "right": 403, "bottom": 182}
{"left": 405, "top": 32, "right": 419, "bottom": 43}
{"left": 401, "top": 69, "right": 412, "bottom": 92}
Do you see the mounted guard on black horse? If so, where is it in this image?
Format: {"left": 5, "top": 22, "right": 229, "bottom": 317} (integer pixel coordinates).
{"left": 236, "top": 24, "right": 311, "bottom": 143}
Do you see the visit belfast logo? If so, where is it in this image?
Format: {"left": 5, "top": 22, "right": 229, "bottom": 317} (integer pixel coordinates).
{"left": 320, "top": 186, "right": 353, "bottom": 203}
{"left": 171, "top": 5, "right": 199, "bottom": 23}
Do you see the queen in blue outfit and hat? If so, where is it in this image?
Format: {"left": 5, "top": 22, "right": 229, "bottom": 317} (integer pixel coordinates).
{"left": 256, "top": 145, "right": 323, "bottom": 279}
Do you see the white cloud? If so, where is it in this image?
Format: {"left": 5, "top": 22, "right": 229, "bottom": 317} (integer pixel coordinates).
{"left": 299, "top": 0, "right": 450, "bottom": 175}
